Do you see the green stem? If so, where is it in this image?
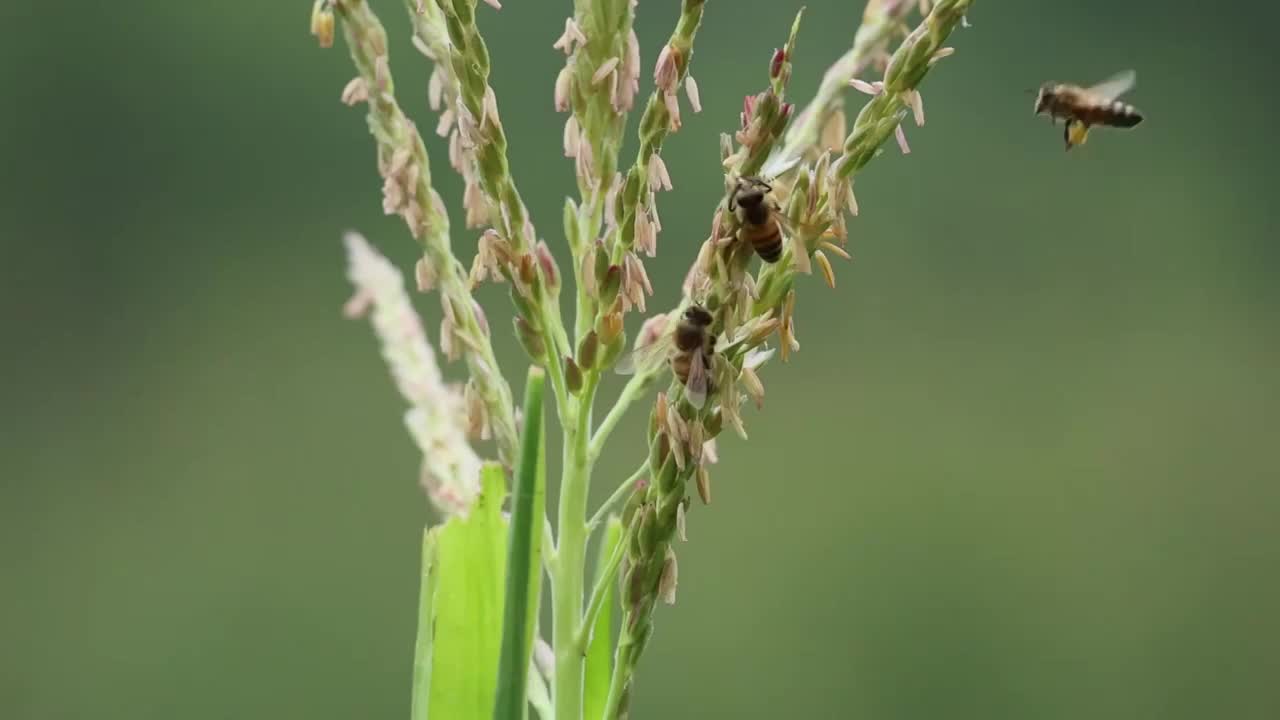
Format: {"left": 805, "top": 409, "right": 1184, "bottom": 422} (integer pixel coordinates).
{"left": 552, "top": 372, "right": 599, "bottom": 719}
{"left": 586, "top": 464, "right": 645, "bottom": 534}
{"left": 601, "top": 628, "right": 637, "bottom": 720}
{"left": 493, "top": 367, "right": 546, "bottom": 720}
{"left": 575, "top": 524, "right": 629, "bottom": 652}
{"left": 540, "top": 303, "right": 573, "bottom": 417}
{"left": 572, "top": 187, "right": 606, "bottom": 344}
{"left": 588, "top": 368, "right": 661, "bottom": 464}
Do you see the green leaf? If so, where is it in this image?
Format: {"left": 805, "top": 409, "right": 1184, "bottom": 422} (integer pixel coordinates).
{"left": 584, "top": 517, "right": 623, "bottom": 720}
{"left": 493, "top": 367, "right": 547, "bottom": 720}
{"left": 419, "top": 463, "right": 508, "bottom": 720}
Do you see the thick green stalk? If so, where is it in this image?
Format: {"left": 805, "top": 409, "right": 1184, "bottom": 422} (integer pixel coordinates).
{"left": 552, "top": 374, "right": 598, "bottom": 720}
{"left": 493, "top": 368, "right": 546, "bottom": 720}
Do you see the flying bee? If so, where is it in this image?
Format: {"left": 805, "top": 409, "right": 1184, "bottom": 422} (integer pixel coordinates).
{"left": 729, "top": 176, "right": 789, "bottom": 263}
{"left": 1034, "top": 69, "right": 1144, "bottom": 150}
{"left": 615, "top": 304, "right": 716, "bottom": 409}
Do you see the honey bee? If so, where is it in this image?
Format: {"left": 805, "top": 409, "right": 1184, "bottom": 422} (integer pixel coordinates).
{"left": 1034, "top": 69, "right": 1144, "bottom": 150}
{"left": 729, "top": 176, "right": 788, "bottom": 263}
{"left": 616, "top": 305, "right": 716, "bottom": 409}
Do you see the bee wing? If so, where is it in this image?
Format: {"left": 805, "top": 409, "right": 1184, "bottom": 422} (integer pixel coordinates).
{"left": 684, "top": 350, "right": 709, "bottom": 410}
{"left": 1086, "top": 69, "right": 1136, "bottom": 101}
{"left": 761, "top": 148, "right": 803, "bottom": 179}
{"left": 614, "top": 332, "right": 672, "bottom": 376}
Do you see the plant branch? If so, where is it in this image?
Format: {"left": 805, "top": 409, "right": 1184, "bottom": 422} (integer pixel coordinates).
{"left": 587, "top": 463, "right": 645, "bottom": 534}
{"left": 551, "top": 366, "right": 599, "bottom": 720}
{"left": 404, "top": 0, "right": 573, "bottom": 417}
{"left": 605, "top": 3, "right": 979, "bottom": 712}
{"left": 588, "top": 367, "right": 661, "bottom": 464}
{"left": 836, "top": 0, "right": 974, "bottom": 177}
{"left": 575, "top": 523, "right": 630, "bottom": 653}
{"left": 608, "top": 0, "right": 706, "bottom": 260}
{"left": 775, "top": 0, "right": 915, "bottom": 169}
{"left": 329, "top": 0, "right": 519, "bottom": 467}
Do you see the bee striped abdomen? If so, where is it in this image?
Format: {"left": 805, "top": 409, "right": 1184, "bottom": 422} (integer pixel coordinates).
{"left": 671, "top": 353, "right": 692, "bottom": 385}
{"left": 670, "top": 351, "right": 714, "bottom": 391}
{"left": 742, "top": 219, "right": 783, "bottom": 263}
{"left": 1085, "top": 101, "right": 1143, "bottom": 128}
{"left": 731, "top": 177, "right": 786, "bottom": 264}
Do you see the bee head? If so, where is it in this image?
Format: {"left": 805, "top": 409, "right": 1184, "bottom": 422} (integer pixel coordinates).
{"left": 1033, "top": 84, "right": 1055, "bottom": 115}
{"left": 730, "top": 176, "right": 771, "bottom": 211}
{"left": 683, "top": 305, "right": 713, "bottom": 327}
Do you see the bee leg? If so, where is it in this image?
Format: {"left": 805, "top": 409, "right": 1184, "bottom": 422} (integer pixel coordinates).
{"left": 1063, "top": 120, "right": 1082, "bottom": 151}
{"left": 1064, "top": 120, "right": 1090, "bottom": 150}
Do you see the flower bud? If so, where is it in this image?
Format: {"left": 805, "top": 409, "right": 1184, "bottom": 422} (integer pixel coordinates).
{"left": 414, "top": 256, "right": 436, "bottom": 293}
{"left": 598, "top": 264, "right": 622, "bottom": 308}
{"left": 745, "top": 317, "right": 781, "bottom": 349}
{"left": 659, "top": 547, "right": 678, "bottom": 605}
{"left": 518, "top": 252, "right": 538, "bottom": 288}
{"left": 651, "top": 392, "right": 668, "bottom": 440}
{"left": 815, "top": 250, "right": 836, "bottom": 289}
{"left": 621, "top": 479, "right": 647, "bottom": 526}
{"left": 310, "top": 1, "right": 335, "bottom": 49}
{"left": 769, "top": 48, "right": 786, "bottom": 79}
{"left": 626, "top": 555, "right": 648, "bottom": 607}
{"left": 341, "top": 77, "right": 369, "bottom": 106}
{"left": 564, "top": 356, "right": 584, "bottom": 394}
{"left": 704, "top": 409, "right": 723, "bottom": 439}
{"left": 593, "top": 240, "right": 610, "bottom": 288}
{"left": 696, "top": 466, "right": 712, "bottom": 505}
{"left": 509, "top": 285, "right": 536, "bottom": 322}
{"left": 654, "top": 45, "right": 681, "bottom": 93}
{"left": 637, "top": 502, "right": 658, "bottom": 555}
{"left": 554, "top": 65, "right": 572, "bottom": 112}
{"left": 471, "top": 299, "right": 490, "bottom": 338}
{"left": 562, "top": 197, "right": 579, "bottom": 247}
{"left": 598, "top": 310, "right": 624, "bottom": 345}
{"left": 535, "top": 240, "right": 560, "bottom": 294}
{"left": 514, "top": 317, "right": 546, "bottom": 360}
{"left": 577, "top": 330, "right": 599, "bottom": 370}
{"left": 598, "top": 331, "right": 626, "bottom": 371}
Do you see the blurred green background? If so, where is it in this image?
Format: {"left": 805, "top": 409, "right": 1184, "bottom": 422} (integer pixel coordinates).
{"left": 3, "top": 1, "right": 1278, "bottom": 718}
